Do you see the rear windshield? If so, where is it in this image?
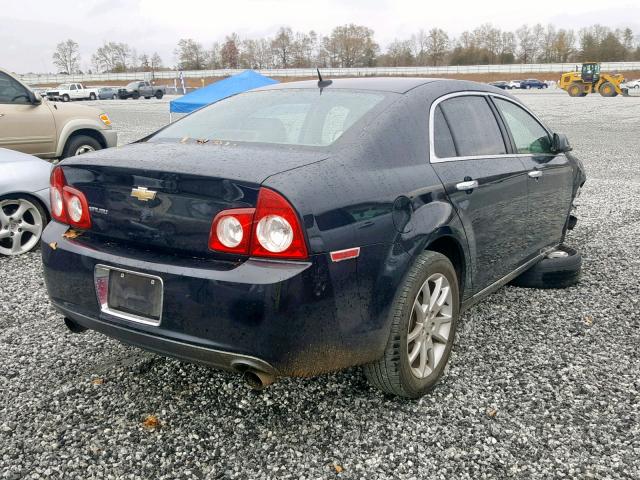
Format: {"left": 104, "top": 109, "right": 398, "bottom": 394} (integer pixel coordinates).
{"left": 151, "top": 89, "right": 387, "bottom": 147}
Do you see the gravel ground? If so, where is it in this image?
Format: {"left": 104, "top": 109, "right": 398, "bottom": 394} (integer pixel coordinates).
{"left": 1, "top": 90, "right": 640, "bottom": 479}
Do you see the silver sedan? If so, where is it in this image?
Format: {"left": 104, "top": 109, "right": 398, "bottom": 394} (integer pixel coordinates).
{"left": 0, "top": 148, "right": 51, "bottom": 256}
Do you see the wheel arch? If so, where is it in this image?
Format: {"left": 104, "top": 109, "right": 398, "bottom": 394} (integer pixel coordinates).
{"left": 58, "top": 127, "right": 107, "bottom": 157}
{"left": 0, "top": 191, "right": 50, "bottom": 223}
{"left": 424, "top": 234, "right": 468, "bottom": 300}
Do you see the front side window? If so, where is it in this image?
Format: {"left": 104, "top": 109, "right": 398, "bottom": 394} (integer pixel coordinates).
{"left": 438, "top": 95, "right": 506, "bottom": 157}
{"left": 0, "top": 72, "right": 30, "bottom": 104}
{"left": 493, "top": 98, "right": 552, "bottom": 154}
{"left": 152, "top": 89, "right": 388, "bottom": 147}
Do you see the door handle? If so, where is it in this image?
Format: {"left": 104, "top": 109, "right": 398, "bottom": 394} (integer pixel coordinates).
{"left": 528, "top": 170, "right": 543, "bottom": 179}
{"left": 456, "top": 180, "right": 478, "bottom": 191}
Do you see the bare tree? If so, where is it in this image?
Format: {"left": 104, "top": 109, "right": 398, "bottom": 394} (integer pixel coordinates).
{"left": 175, "top": 38, "right": 207, "bottom": 70}
{"left": 91, "top": 42, "right": 132, "bottom": 72}
{"left": 474, "top": 24, "right": 502, "bottom": 64}
{"left": 426, "top": 28, "right": 449, "bottom": 66}
{"left": 411, "top": 29, "right": 429, "bottom": 65}
{"left": 499, "top": 31, "right": 517, "bottom": 63}
{"left": 271, "top": 27, "right": 294, "bottom": 68}
{"left": 323, "top": 24, "right": 379, "bottom": 67}
{"left": 150, "top": 52, "right": 163, "bottom": 70}
{"left": 52, "top": 39, "right": 80, "bottom": 74}
{"left": 380, "top": 39, "right": 414, "bottom": 66}
{"left": 139, "top": 53, "right": 150, "bottom": 71}
{"left": 221, "top": 34, "right": 240, "bottom": 68}
{"left": 516, "top": 24, "right": 543, "bottom": 63}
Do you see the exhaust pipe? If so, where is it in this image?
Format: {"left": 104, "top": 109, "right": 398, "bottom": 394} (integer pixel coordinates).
{"left": 242, "top": 369, "right": 275, "bottom": 390}
{"left": 64, "top": 317, "right": 87, "bottom": 334}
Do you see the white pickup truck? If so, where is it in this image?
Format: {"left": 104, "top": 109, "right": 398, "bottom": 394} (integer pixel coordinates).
{"left": 46, "top": 83, "right": 99, "bottom": 102}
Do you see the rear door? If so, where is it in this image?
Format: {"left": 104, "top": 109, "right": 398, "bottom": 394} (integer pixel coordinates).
{"left": 492, "top": 96, "right": 574, "bottom": 253}
{"left": 430, "top": 93, "right": 531, "bottom": 292}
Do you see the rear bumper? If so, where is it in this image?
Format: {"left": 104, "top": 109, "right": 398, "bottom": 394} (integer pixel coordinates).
{"left": 41, "top": 221, "right": 384, "bottom": 376}
{"left": 57, "top": 302, "right": 277, "bottom": 375}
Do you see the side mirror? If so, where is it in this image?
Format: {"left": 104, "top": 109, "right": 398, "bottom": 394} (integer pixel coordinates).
{"left": 27, "top": 90, "right": 42, "bottom": 105}
{"left": 552, "top": 133, "right": 572, "bottom": 153}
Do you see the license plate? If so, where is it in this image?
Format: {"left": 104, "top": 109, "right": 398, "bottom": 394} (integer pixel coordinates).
{"left": 94, "top": 265, "right": 163, "bottom": 326}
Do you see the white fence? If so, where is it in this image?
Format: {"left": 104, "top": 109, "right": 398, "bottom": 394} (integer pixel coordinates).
{"left": 18, "top": 62, "right": 640, "bottom": 85}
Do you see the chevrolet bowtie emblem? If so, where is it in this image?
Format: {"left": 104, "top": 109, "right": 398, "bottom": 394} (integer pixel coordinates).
{"left": 131, "top": 186, "right": 157, "bottom": 202}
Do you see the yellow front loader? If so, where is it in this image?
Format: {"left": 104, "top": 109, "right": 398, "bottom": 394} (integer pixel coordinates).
{"left": 559, "top": 62, "right": 626, "bottom": 97}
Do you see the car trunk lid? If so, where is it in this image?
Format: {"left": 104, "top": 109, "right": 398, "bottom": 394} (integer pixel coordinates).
{"left": 60, "top": 141, "right": 327, "bottom": 256}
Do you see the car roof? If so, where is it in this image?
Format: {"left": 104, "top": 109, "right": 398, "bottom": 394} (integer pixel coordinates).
{"left": 257, "top": 77, "right": 442, "bottom": 94}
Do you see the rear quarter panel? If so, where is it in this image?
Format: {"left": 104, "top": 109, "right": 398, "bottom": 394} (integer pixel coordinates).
{"left": 264, "top": 91, "right": 471, "bottom": 358}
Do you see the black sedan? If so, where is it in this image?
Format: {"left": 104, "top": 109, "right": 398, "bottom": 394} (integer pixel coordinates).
{"left": 41, "top": 78, "right": 586, "bottom": 398}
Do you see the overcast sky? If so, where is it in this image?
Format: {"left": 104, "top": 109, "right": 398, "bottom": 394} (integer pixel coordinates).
{"left": 2, "top": 0, "right": 639, "bottom": 73}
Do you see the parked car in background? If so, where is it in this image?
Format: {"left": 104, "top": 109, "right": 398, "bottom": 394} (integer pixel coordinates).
{"left": 520, "top": 79, "right": 548, "bottom": 89}
{"left": 0, "top": 68, "right": 117, "bottom": 159}
{"left": 118, "top": 81, "right": 165, "bottom": 99}
{"left": 46, "top": 83, "right": 100, "bottom": 102}
{"left": 32, "top": 87, "right": 49, "bottom": 98}
{"left": 489, "top": 81, "right": 510, "bottom": 89}
{"left": 621, "top": 79, "right": 640, "bottom": 89}
{"left": 508, "top": 80, "right": 523, "bottom": 89}
{"left": 42, "top": 78, "right": 585, "bottom": 398}
{"left": 98, "top": 87, "right": 120, "bottom": 100}
{"left": 0, "top": 148, "right": 51, "bottom": 256}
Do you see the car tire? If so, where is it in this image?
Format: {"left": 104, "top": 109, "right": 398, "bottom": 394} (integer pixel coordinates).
{"left": 363, "top": 251, "right": 459, "bottom": 398}
{"left": 112, "top": 94, "right": 117, "bottom": 100}
{"left": 0, "top": 194, "right": 48, "bottom": 256}
{"left": 155, "top": 91, "right": 164, "bottom": 99}
{"left": 89, "top": 93, "right": 97, "bottom": 100}
{"left": 510, "top": 245, "right": 581, "bottom": 289}
{"left": 62, "top": 94, "right": 70, "bottom": 102}
{"left": 132, "top": 92, "right": 140, "bottom": 99}
{"left": 62, "top": 134, "right": 102, "bottom": 158}
{"left": 144, "top": 96, "right": 151, "bottom": 99}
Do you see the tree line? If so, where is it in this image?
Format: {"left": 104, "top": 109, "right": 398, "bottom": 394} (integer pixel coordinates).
{"left": 52, "top": 23, "right": 640, "bottom": 74}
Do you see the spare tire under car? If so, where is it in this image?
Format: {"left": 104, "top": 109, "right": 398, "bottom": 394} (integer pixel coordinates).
{"left": 510, "top": 245, "right": 582, "bottom": 289}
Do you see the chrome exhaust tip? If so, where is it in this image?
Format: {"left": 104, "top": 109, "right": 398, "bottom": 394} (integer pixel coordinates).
{"left": 243, "top": 369, "right": 274, "bottom": 390}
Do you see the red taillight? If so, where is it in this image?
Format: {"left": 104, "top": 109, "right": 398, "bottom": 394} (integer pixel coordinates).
{"left": 251, "top": 188, "right": 308, "bottom": 259}
{"left": 209, "top": 208, "right": 255, "bottom": 254}
{"left": 50, "top": 166, "right": 67, "bottom": 223}
{"left": 49, "top": 166, "right": 92, "bottom": 229}
{"left": 208, "top": 188, "right": 308, "bottom": 260}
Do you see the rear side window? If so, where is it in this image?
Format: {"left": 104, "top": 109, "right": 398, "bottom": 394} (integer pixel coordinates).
{"left": 493, "top": 98, "right": 552, "bottom": 154}
{"left": 438, "top": 96, "right": 506, "bottom": 157}
{"left": 433, "top": 106, "right": 457, "bottom": 158}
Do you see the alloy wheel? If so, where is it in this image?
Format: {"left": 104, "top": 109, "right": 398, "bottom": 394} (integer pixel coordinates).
{"left": 0, "top": 198, "right": 44, "bottom": 256}
{"left": 407, "top": 273, "right": 453, "bottom": 379}
{"left": 74, "top": 145, "right": 96, "bottom": 156}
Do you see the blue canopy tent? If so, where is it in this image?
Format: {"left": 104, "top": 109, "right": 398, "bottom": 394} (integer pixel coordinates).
{"left": 169, "top": 70, "right": 278, "bottom": 120}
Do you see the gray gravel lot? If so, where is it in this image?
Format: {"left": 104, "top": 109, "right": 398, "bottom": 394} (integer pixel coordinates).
{"left": 1, "top": 90, "right": 639, "bottom": 479}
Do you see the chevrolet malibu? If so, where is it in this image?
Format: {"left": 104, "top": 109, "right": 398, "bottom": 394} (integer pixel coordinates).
{"left": 41, "top": 78, "right": 586, "bottom": 398}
